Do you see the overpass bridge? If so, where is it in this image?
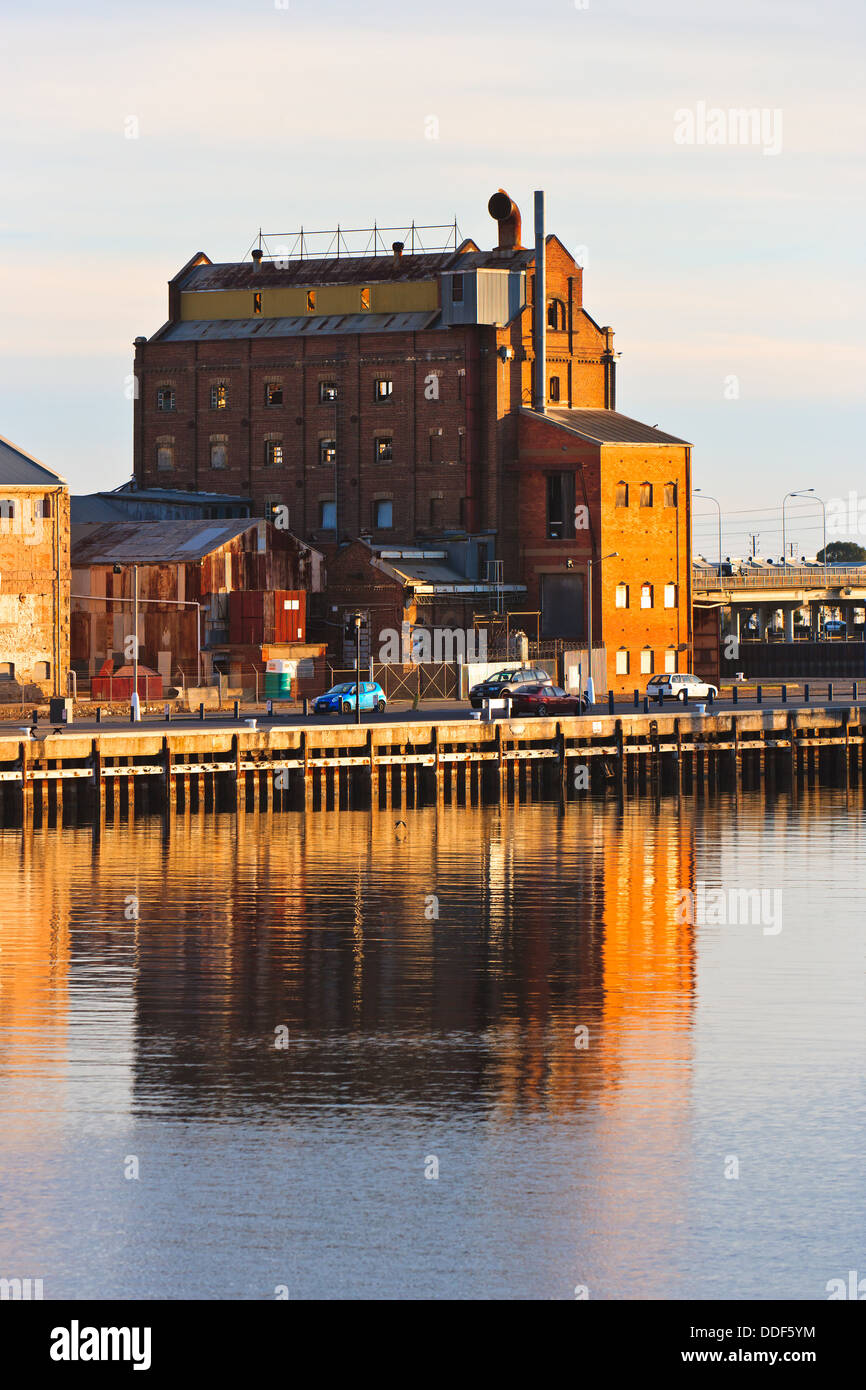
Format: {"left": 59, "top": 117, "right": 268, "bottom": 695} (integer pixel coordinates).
{"left": 693, "top": 565, "right": 866, "bottom": 641}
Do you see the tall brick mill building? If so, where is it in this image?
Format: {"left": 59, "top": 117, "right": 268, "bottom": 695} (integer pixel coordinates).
{"left": 132, "top": 189, "right": 692, "bottom": 691}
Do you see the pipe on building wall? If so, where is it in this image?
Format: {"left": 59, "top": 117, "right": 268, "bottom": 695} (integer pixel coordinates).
{"left": 533, "top": 190, "right": 546, "bottom": 414}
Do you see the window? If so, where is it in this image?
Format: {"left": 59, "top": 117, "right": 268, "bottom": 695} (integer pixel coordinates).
{"left": 306, "top": 290, "right": 316, "bottom": 312}
{"left": 0, "top": 662, "right": 14, "bottom": 680}
{"left": 265, "top": 382, "right": 283, "bottom": 406}
{"left": 547, "top": 299, "right": 566, "bottom": 330}
{"left": 640, "top": 648, "right": 654, "bottom": 674}
{"left": 360, "top": 286, "right": 370, "bottom": 311}
{"left": 457, "top": 367, "right": 465, "bottom": 400}
{"left": 428, "top": 429, "right": 443, "bottom": 463}
{"left": 615, "top": 649, "right": 629, "bottom": 675}
{"left": 640, "top": 482, "right": 653, "bottom": 507}
{"left": 265, "top": 441, "right": 284, "bottom": 468}
{"left": 665, "top": 648, "right": 677, "bottom": 673}
{"left": 615, "top": 583, "right": 629, "bottom": 609}
{"left": 374, "top": 378, "right": 393, "bottom": 400}
{"left": 156, "top": 386, "right": 175, "bottom": 411}
{"left": 664, "top": 583, "right": 677, "bottom": 608}
{"left": 253, "top": 292, "right": 262, "bottom": 316}
{"left": 664, "top": 482, "right": 677, "bottom": 508}
{"left": 375, "top": 436, "right": 393, "bottom": 463}
{"left": 33, "top": 661, "right": 50, "bottom": 681}
{"left": 546, "top": 472, "right": 576, "bottom": 539}
{"left": 549, "top": 376, "right": 561, "bottom": 402}
{"left": 319, "top": 382, "right": 338, "bottom": 403}
{"left": 157, "top": 445, "right": 174, "bottom": 471}
{"left": 0, "top": 499, "right": 15, "bottom": 519}
{"left": 457, "top": 429, "right": 465, "bottom": 462}
{"left": 36, "top": 496, "right": 52, "bottom": 519}
{"left": 210, "top": 384, "right": 228, "bottom": 410}
{"left": 615, "top": 481, "right": 628, "bottom": 507}
{"left": 319, "top": 439, "right": 337, "bottom": 466}
{"left": 641, "top": 583, "right": 653, "bottom": 609}
{"left": 210, "top": 442, "right": 228, "bottom": 469}
{"left": 319, "top": 500, "right": 336, "bottom": 530}
{"left": 374, "top": 500, "right": 393, "bottom": 529}
{"left": 452, "top": 274, "right": 464, "bottom": 304}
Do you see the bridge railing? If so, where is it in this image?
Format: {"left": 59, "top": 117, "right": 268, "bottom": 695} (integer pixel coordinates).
{"left": 693, "top": 566, "right": 866, "bottom": 591}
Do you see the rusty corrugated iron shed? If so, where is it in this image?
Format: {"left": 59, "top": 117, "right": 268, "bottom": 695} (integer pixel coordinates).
{"left": 70, "top": 519, "right": 260, "bottom": 565}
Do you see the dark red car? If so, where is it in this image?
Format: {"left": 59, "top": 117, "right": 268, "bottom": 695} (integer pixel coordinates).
{"left": 508, "top": 683, "right": 589, "bottom": 716}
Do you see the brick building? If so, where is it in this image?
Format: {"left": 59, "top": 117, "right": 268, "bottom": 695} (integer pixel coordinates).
{"left": 0, "top": 434, "right": 70, "bottom": 700}
{"left": 131, "top": 187, "right": 691, "bottom": 691}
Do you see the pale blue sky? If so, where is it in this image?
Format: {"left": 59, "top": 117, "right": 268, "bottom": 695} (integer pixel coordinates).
{"left": 1, "top": 0, "right": 863, "bottom": 556}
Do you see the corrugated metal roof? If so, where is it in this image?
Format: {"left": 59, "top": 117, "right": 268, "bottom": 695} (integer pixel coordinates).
{"left": 70, "top": 519, "right": 257, "bottom": 565}
{"left": 0, "top": 433, "right": 66, "bottom": 487}
{"left": 177, "top": 248, "right": 532, "bottom": 292}
{"left": 157, "top": 311, "right": 440, "bottom": 342}
{"left": 533, "top": 408, "right": 690, "bottom": 446}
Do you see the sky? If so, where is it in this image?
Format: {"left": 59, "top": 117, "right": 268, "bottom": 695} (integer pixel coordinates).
{"left": 1, "top": 0, "right": 863, "bottom": 558}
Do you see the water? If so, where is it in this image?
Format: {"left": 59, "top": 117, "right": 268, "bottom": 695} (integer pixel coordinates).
{"left": 0, "top": 790, "right": 863, "bottom": 1300}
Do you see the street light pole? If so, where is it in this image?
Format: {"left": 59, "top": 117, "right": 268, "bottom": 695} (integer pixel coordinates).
{"left": 133, "top": 563, "right": 139, "bottom": 716}
{"left": 790, "top": 488, "right": 827, "bottom": 639}
{"left": 694, "top": 488, "right": 722, "bottom": 580}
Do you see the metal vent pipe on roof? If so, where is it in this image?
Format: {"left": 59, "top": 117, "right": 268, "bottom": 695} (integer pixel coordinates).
{"left": 487, "top": 190, "right": 522, "bottom": 250}
{"left": 533, "top": 190, "right": 546, "bottom": 414}
{"left": 392, "top": 241, "right": 404, "bottom": 266}
{"left": 251, "top": 248, "right": 263, "bottom": 270}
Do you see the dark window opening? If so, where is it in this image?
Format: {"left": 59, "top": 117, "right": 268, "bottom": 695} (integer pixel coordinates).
{"left": 375, "top": 436, "right": 393, "bottom": 463}
{"left": 375, "top": 378, "right": 393, "bottom": 400}
{"left": 156, "top": 386, "right": 175, "bottom": 411}
{"left": 265, "top": 382, "right": 283, "bottom": 406}
{"left": 549, "top": 376, "right": 560, "bottom": 402}
{"left": 319, "top": 439, "right": 337, "bottom": 466}
{"left": 546, "top": 472, "right": 576, "bottom": 540}
{"left": 265, "top": 441, "right": 284, "bottom": 468}
{"left": 664, "top": 482, "right": 677, "bottom": 507}
{"left": 615, "top": 481, "right": 628, "bottom": 507}
{"left": 452, "top": 274, "right": 464, "bottom": 304}
{"left": 319, "top": 381, "right": 338, "bottom": 403}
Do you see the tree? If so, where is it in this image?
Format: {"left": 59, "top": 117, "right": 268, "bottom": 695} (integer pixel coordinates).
{"left": 816, "top": 541, "right": 866, "bottom": 564}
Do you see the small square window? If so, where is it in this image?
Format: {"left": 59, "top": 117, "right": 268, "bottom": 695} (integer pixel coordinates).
{"left": 640, "top": 648, "right": 654, "bottom": 674}
{"left": 156, "top": 386, "right": 175, "bottom": 411}
{"left": 265, "top": 382, "right": 283, "bottom": 406}
{"left": 319, "top": 382, "right": 338, "bottom": 403}
{"left": 375, "top": 436, "right": 393, "bottom": 463}
{"left": 374, "top": 500, "right": 393, "bottom": 529}
{"left": 319, "top": 439, "right": 337, "bottom": 466}
{"left": 615, "top": 649, "right": 629, "bottom": 675}
{"left": 210, "top": 384, "right": 228, "bottom": 410}
{"left": 320, "top": 500, "right": 336, "bottom": 530}
{"left": 265, "top": 441, "right": 284, "bottom": 468}
{"left": 374, "top": 378, "right": 393, "bottom": 401}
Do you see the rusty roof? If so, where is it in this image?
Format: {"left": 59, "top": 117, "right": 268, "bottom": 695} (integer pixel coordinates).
{"left": 176, "top": 246, "right": 533, "bottom": 292}
{"left": 71, "top": 519, "right": 260, "bottom": 565}
{"left": 531, "top": 408, "right": 691, "bottom": 447}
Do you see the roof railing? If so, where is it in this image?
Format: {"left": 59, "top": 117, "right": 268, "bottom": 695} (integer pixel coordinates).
{"left": 246, "top": 221, "right": 463, "bottom": 263}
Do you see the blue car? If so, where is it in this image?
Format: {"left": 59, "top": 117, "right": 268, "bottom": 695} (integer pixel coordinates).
{"left": 312, "top": 681, "right": 387, "bottom": 715}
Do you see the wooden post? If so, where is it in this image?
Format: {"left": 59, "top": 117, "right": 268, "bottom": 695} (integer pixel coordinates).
{"left": 20, "top": 738, "right": 32, "bottom": 825}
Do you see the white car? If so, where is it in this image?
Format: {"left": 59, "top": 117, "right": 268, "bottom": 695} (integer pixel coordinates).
{"left": 646, "top": 673, "right": 719, "bottom": 703}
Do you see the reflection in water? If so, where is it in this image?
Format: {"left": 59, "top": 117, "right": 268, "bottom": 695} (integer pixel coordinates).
{"left": 0, "top": 789, "right": 863, "bottom": 1299}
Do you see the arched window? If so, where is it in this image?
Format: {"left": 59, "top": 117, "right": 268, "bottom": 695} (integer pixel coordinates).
{"left": 640, "top": 482, "right": 653, "bottom": 507}
{"left": 615, "top": 481, "right": 628, "bottom": 508}
{"left": 615, "top": 583, "right": 629, "bottom": 609}
{"left": 641, "top": 583, "right": 654, "bottom": 609}
{"left": 664, "top": 482, "right": 677, "bottom": 507}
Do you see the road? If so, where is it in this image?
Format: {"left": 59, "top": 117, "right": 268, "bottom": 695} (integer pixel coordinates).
{"left": 3, "top": 685, "right": 864, "bottom": 736}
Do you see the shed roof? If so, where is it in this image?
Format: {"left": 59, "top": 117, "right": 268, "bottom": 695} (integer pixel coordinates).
{"left": 0, "top": 434, "right": 66, "bottom": 487}
{"left": 529, "top": 408, "right": 690, "bottom": 447}
{"left": 71, "top": 519, "right": 259, "bottom": 565}
{"left": 175, "top": 246, "right": 532, "bottom": 293}
{"left": 156, "top": 311, "right": 439, "bottom": 343}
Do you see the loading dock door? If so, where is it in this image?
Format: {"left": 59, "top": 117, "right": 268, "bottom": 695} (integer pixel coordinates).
{"left": 541, "top": 572, "right": 584, "bottom": 640}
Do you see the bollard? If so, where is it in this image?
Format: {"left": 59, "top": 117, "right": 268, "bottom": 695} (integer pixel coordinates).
{"left": 804, "top": 682, "right": 810, "bottom": 703}
{"left": 233, "top": 700, "right": 240, "bottom": 720}
{"left": 642, "top": 696, "right": 649, "bottom": 713}
{"left": 683, "top": 686, "right": 688, "bottom": 704}
{"left": 303, "top": 697, "right": 309, "bottom": 717}
{"left": 757, "top": 685, "right": 763, "bottom": 705}
{"left": 608, "top": 690, "right": 614, "bottom": 714}
{"left": 827, "top": 682, "right": 833, "bottom": 704}
{"left": 781, "top": 684, "right": 787, "bottom": 704}
{"left": 854, "top": 681, "right": 859, "bottom": 702}
{"left": 733, "top": 686, "right": 738, "bottom": 705}
{"left": 707, "top": 688, "right": 714, "bottom": 707}
{"left": 198, "top": 702, "right": 205, "bottom": 721}
{"left": 164, "top": 703, "right": 171, "bottom": 722}
{"left": 95, "top": 707, "right": 102, "bottom": 724}
{"left": 266, "top": 698, "right": 273, "bottom": 716}
{"left": 633, "top": 689, "right": 639, "bottom": 708}
{"left": 657, "top": 687, "right": 663, "bottom": 706}
{"left": 32, "top": 708, "right": 39, "bottom": 725}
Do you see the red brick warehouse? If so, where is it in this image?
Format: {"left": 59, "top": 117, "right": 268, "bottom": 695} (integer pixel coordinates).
{"left": 131, "top": 187, "right": 692, "bottom": 691}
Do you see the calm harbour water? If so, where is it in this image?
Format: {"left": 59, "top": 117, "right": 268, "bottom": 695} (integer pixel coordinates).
{"left": 0, "top": 789, "right": 863, "bottom": 1300}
